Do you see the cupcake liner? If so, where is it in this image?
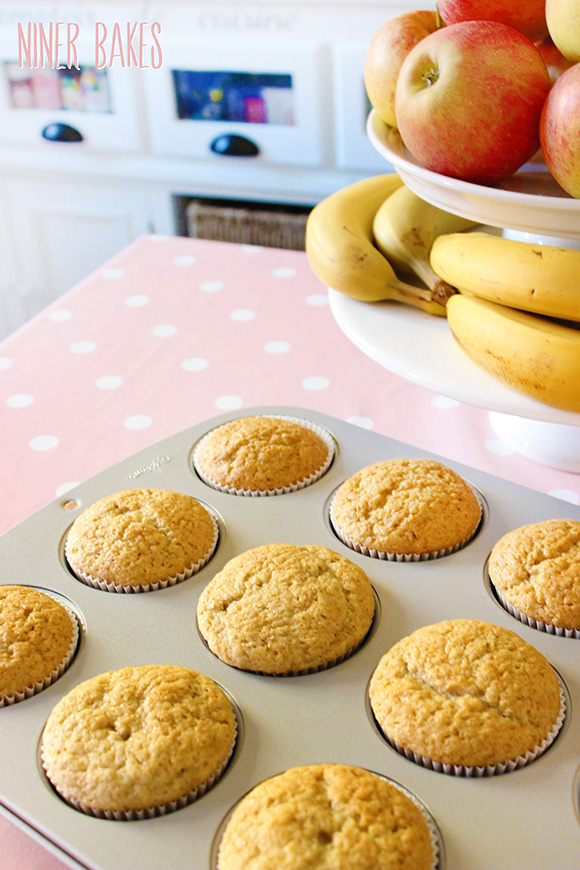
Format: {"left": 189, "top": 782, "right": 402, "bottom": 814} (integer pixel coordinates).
{"left": 329, "top": 488, "right": 482, "bottom": 562}
{"left": 192, "top": 415, "right": 336, "bottom": 497}
{"left": 42, "top": 717, "right": 238, "bottom": 821}
{"left": 0, "top": 596, "right": 80, "bottom": 708}
{"left": 493, "top": 587, "right": 580, "bottom": 639}
{"left": 232, "top": 630, "right": 372, "bottom": 678}
{"left": 66, "top": 510, "right": 219, "bottom": 594}
{"left": 377, "top": 678, "right": 567, "bottom": 778}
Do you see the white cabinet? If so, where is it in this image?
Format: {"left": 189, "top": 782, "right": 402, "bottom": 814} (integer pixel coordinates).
{"left": 2, "top": 175, "right": 152, "bottom": 312}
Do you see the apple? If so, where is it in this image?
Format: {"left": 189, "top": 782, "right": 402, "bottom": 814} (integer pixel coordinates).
{"left": 437, "top": 0, "right": 548, "bottom": 42}
{"left": 364, "top": 10, "right": 439, "bottom": 129}
{"left": 394, "top": 21, "right": 552, "bottom": 185}
{"left": 535, "top": 35, "right": 574, "bottom": 84}
{"left": 546, "top": 0, "right": 580, "bottom": 63}
{"left": 540, "top": 63, "right": 580, "bottom": 198}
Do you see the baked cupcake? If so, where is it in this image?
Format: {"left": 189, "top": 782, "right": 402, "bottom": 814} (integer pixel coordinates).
{"left": 488, "top": 519, "right": 580, "bottom": 637}
{"left": 41, "top": 665, "right": 237, "bottom": 819}
{"left": 65, "top": 488, "right": 218, "bottom": 592}
{"left": 0, "top": 585, "right": 78, "bottom": 706}
{"left": 197, "top": 543, "right": 375, "bottom": 675}
{"left": 330, "top": 457, "right": 482, "bottom": 561}
{"left": 192, "top": 415, "right": 334, "bottom": 495}
{"left": 368, "top": 619, "right": 564, "bottom": 775}
{"left": 216, "top": 764, "right": 437, "bottom": 870}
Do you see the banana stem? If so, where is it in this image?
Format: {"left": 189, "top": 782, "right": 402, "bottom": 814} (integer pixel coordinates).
{"left": 388, "top": 279, "right": 448, "bottom": 316}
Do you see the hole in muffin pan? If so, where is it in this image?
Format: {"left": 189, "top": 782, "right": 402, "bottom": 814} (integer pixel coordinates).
{"left": 483, "top": 558, "right": 580, "bottom": 639}
{"left": 208, "top": 767, "right": 445, "bottom": 870}
{"left": 195, "top": 586, "right": 381, "bottom": 677}
{"left": 364, "top": 669, "right": 570, "bottom": 778}
{"left": 35, "top": 685, "right": 245, "bottom": 820}
{"left": 58, "top": 502, "right": 224, "bottom": 594}
{"left": 574, "top": 763, "right": 580, "bottom": 828}
{"left": 324, "top": 484, "right": 488, "bottom": 562}
{"left": 188, "top": 415, "right": 338, "bottom": 496}
{"left": 0, "top": 586, "right": 84, "bottom": 707}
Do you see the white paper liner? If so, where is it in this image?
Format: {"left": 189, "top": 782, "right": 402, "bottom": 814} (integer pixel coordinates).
{"left": 0, "top": 596, "right": 80, "bottom": 707}
{"left": 192, "top": 415, "right": 336, "bottom": 497}
{"left": 329, "top": 488, "right": 483, "bottom": 562}
{"left": 377, "top": 679, "right": 567, "bottom": 778}
{"left": 66, "top": 510, "right": 219, "bottom": 594}
{"left": 493, "top": 586, "right": 580, "bottom": 639}
{"left": 42, "top": 717, "right": 238, "bottom": 821}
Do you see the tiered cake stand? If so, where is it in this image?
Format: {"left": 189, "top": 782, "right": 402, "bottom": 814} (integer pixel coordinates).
{"left": 328, "top": 109, "right": 580, "bottom": 472}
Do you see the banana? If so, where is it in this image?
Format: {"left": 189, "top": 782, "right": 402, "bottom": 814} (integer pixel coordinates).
{"left": 447, "top": 294, "right": 580, "bottom": 412}
{"left": 431, "top": 231, "right": 580, "bottom": 322}
{"left": 372, "top": 184, "right": 478, "bottom": 303}
{"left": 305, "top": 174, "right": 447, "bottom": 315}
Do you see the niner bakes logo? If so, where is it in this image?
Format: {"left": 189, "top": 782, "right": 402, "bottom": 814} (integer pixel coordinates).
{"left": 17, "top": 20, "right": 163, "bottom": 69}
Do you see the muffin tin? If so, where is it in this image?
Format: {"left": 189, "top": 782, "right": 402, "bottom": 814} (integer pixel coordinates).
{"left": 1, "top": 405, "right": 579, "bottom": 870}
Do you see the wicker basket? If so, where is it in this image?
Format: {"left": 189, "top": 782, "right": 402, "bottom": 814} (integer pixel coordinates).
{"left": 185, "top": 199, "right": 309, "bottom": 250}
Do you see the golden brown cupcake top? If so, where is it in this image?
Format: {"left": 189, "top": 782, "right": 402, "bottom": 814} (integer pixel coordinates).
{"left": 330, "top": 457, "right": 481, "bottom": 556}
{"left": 65, "top": 488, "right": 217, "bottom": 587}
{"left": 217, "top": 764, "right": 434, "bottom": 870}
{"left": 0, "top": 585, "right": 74, "bottom": 698}
{"left": 197, "top": 543, "right": 375, "bottom": 674}
{"left": 41, "top": 665, "right": 236, "bottom": 813}
{"left": 488, "top": 519, "right": 580, "bottom": 630}
{"left": 369, "top": 619, "right": 561, "bottom": 768}
{"left": 193, "top": 415, "right": 331, "bottom": 493}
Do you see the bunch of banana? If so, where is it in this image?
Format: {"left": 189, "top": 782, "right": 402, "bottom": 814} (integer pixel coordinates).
{"left": 305, "top": 174, "right": 448, "bottom": 315}
{"left": 430, "top": 231, "right": 580, "bottom": 322}
{"left": 447, "top": 294, "right": 580, "bottom": 413}
{"left": 372, "top": 184, "right": 479, "bottom": 303}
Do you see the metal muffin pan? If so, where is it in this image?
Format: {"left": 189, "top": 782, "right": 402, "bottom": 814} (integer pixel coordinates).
{"left": 1, "top": 405, "right": 579, "bottom": 870}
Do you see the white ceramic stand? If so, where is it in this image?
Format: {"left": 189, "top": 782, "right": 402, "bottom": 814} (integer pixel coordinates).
{"left": 488, "top": 412, "right": 580, "bottom": 472}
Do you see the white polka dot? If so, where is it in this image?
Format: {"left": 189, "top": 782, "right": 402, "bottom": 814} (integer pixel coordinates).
{"left": 302, "top": 376, "right": 330, "bottom": 391}
{"left": 346, "top": 415, "right": 373, "bottom": 429}
{"left": 182, "top": 358, "right": 209, "bottom": 372}
{"left": 264, "top": 341, "right": 290, "bottom": 354}
{"left": 30, "top": 435, "right": 59, "bottom": 451}
{"left": 70, "top": 340, "right": 96, "bottom": 354}
{"left": 485, "top": 439, "right": 515, "bottom": 456}
{"left": 306, "top": 294, "right": 329, "bottom": 307}
{"left": 242, "top": 244, "right": 261, "bottom": 252}
{"left": 432, "top": 395, "right": 460, "bottom": 409}
{"left": 230, "top": 309, "right": 255, "bottom": 322}
{"left": 215, "top": 395, "right": 243, "bottom": 410}
{"left": 101, "top": 268, "right": 124, "bottom": 279}
{"left": 200, "top": 280, "right": 224, "bottom": 293}
{"left": 0, "top": 357, "right": 12, "bottom": 370}
{"left": 126, "top": 295, "right": 149, "bottom": 307}
{"left": 124, "top": 415, "right": 153, "bottom": 430}
{"left": 48, "top": 309, "right": 72, "bottom": 322}
{"left": 6, "top": 393, "right": 34, "bottom": 408}
{"left": 152, "top": 325, "right": 177, "bottom": 337}
{"left": 273, "top": 267, "right": 296, "bottom": 279}
{"left": 149, "top": 234, "right": 169, "bottom": 242}
{"left": 548, "top": 489, "right": 580, "bottom": 505}
{"left": 95, "top": 376, "right": 123, "bottom": 390}
{"left": 173, "top": 255, "right": 196, "bottom": 266}
{"left": 55, "top": 482, "right": 79, "bottom": 497}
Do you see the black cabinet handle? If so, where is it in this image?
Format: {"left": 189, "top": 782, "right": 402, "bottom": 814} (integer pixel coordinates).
{"left": 210, "top": 134, "right": 259, "bottom": 157}
{"left": 42, "top": 123, "right": 84, "bottom": 143}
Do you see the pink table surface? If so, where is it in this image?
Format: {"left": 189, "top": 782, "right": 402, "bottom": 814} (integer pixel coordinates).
{"left": 1, "top": 234, "right": 580, "bottom": 869}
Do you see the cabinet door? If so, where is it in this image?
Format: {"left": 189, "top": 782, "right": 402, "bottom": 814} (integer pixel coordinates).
{"left": 3, "top": 177, "right": 152, "bottom": 307}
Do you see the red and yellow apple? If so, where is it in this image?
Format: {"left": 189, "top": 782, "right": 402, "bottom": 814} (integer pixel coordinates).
{"left": 535, "top": 35, "right": 574, "bottom": 83}
{"left": 394, "top": 21, "right": 552, "bottom": 185}
{"left": 437, "top": 0, "right": 548, "bottom": 42}
{"left": 540, "top": 62, "right": 580, "bottom": 198}
{"left": 546, "top": 0, "right": 580, "bottom": 63}
{"left": 364, "top": 10, "right": 439, "bottom": 129}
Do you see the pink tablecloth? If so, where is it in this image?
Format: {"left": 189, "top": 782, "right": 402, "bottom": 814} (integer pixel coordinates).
{"left": 1, "top": 234, "right": 579, "bottom": 868}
